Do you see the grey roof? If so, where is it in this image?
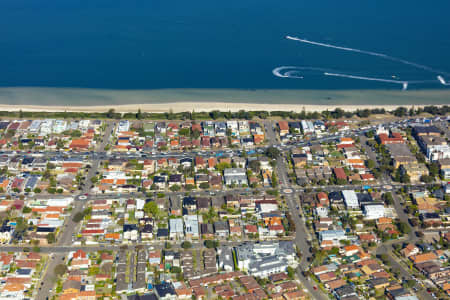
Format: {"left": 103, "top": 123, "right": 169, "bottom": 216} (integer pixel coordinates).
{"left": 235, "top": 241, "right": 295, "bottom": 263}
{"left": 214, "top": 221, "right": 229, "bottom": 232}
{"left": 413, "top": 125, "right": 440, "bottom": 135}
{"left": 248, "top": 255, "right": 286, "bottom": 274}
{"left": 170, "top": 195, "right": 182, "bottom": 210}
{"left": 128, "top": 294, "right": 158, "bottom": 300}
{"left": 155, "top": 282, "right": 176, "bottom": 298}
{"left": 224, "top": 168, "right": 246, "bottom": 176}
{"left": 385, "top": 143, "right": 414, "bottom": 157}
{"left": 218, "top": 246, "right": 234, "bottom": 269}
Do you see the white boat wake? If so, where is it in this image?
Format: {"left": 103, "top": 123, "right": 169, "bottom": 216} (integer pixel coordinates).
{"left": 274, "top": 35, "right": 450, "bottom": 90}
{"left": 437, "top": 75, "right": 450, "bottom": 85}
{"left": 324, "top": 72, "right": 410, "bottom": 90}
{"left": 272, "top": 66, "right": 330, "bottom": 79}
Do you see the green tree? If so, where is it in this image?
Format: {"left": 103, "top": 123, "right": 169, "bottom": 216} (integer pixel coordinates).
{"left": 90, "top": 176, "right": 99, "bottom": 185}
{"left": 272, "top": 172, "right": 278, "bottom": 187}
{"left": 287, "top": 266, "right": 296, "bottom": 279}
{"left": 329, "top": 247, "right": 340, "bottom": 255}
{"left": 404, "top": 280, "right": 416, "bottom": 289}
{"left": 70, "top": 130, "right": 82, "bottom": 137}
{"left": 420, "top": 175, "right": 433, "bottom": 183}
{"left": 216, "top": 162, "right": 231, "bottom": 172}
{"left": 136, "top": 108, "right": 143, "bottom": 120}
{"left": 393, "top": 107, "right": 408, "bottom": 117}
{"left": 143, "top": 201, "right": 160, "bottom": 217}
{"left": 248, "top": 160, "right": 261, "bottom": 173}
{"left": 179, "top": 128, "right": 190, "bottom": 136}
{"left": 204, "top": 240, "right": 219, "bottom": 249}
{"left": 383, "top": 192, "right": 394, "bottom": 205}
{"left": 397, "top": 221, "right": 411, "bottom": 234}
{"left": 199, "top": 182, "right": 210, "bottom": 189}
{"left": 185, "top": 184, "right": 195, "bottom": 191}
{"left": 15, "top": 217, "right": 27, "bottom": 233}
{"left": 428, "top": 162, "right": 439, "bottom": 177}
{"left": 72, "top": 212, "right": 85, "bottom": 223}
{"left": 46, "top": 232, "right": 56, "bottom": 244}
{"left": 366, "top": 159, "right": 376, "bottom": 169}
{"left": 169, "top": 184, "right": 181, "bottom": 192}
{"left": 265, "top": 147, "right": 281, "bottom": 159}
{"left": 379, "top": 253, "right": 390, "bottom": 265}
{"left": 54, "top": 264, "right": 68, "bottom": 277}
{"left": 106, "top": 108, "right": 116, "bottom": 118}
{"left": 181, "top": 241, "right": 192, "bottom": 249}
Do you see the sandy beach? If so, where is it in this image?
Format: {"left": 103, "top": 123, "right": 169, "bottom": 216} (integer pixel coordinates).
{"left": 0, "top": 102, "right": 444, "bottom": 114}
{"left": 0, "top": 87, "right": 448, "bottom": 113}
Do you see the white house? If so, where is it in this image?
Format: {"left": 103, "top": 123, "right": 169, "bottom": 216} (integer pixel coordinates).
{"left": 224, "top": 168, "right": 248, "bottom": 186}
{"left": 315, "top": 205, "right": 329, "bottom": 218}
{"left": 342, "top": 190, "right": 359, "bottom": 209}
{"left": 169, "top": 218, "right": 184, "bottom": 240}
{"left": 301, "top": 120, "right": 315, "bottom": 134}
{"left": 116, "top": 120, "right": 130, "bottom": 134}
{"left": 363, "top": 203, "right": 385, "bottom": 220}
{"left": 217, "top": 246, "right": 234, "bottom": 272}
{"left": 319, "top": 230, "right": 347, "bottom": 247}
{"left": 184, "top": 215, "right": 199, "bottom": 239}
{"left": 235, "top": 241, "right": 296, "bottom": 277}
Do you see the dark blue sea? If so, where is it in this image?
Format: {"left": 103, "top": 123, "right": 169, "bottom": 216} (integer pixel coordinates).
{"left": 1, "top": 0, "right": 450, "bottom": 90}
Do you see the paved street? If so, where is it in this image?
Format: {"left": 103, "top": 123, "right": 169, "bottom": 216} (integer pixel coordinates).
{"left": 36, "top": 121, "right": 115, "bottom": 300}
{"left": 263, "top": 122, "right": 328, "bottom": 300}
{"left": 374, "top": 191, "right": 434, "bottom": 300}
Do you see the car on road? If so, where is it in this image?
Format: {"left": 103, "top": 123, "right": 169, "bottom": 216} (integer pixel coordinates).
{"left": 313, "top": 286, "right": 317, "bottom": 290}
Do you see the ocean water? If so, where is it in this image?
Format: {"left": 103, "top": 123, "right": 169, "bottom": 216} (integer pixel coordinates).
{"left": 1, "top": 0, "right": 450, "bottom": 92}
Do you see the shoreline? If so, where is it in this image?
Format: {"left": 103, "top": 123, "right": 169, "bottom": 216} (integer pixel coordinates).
{"left": 0, "top": 102, "right": 445, "bottom": 113}
{"left": 0, "top": 87, "right": 448, "bottom": 113}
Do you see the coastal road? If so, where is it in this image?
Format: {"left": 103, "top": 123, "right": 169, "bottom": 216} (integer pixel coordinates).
{"left": 266, "top": 127, "right": 327, "bottom": 299}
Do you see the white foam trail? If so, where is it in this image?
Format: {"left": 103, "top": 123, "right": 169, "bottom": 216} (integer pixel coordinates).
{"left": 272, "top": 66, "right": 290, "bottom": 78}
{"left": 272, "top": 66, "right": 307, "bottom": 79}
{"left": 437, "top": 75, "right": 450, "bottom": 85}
{"left": 273, "top": 65, "right": 443, "bottom": 89}
{"left": 287, "top": 35, "right": 450, "bottom": 76}
{"left": 272, "top": 66, "right": 335, "bottom": 79}
{"left": 324, "top": 72, "right": 409, "bottom": 90}
{"left": 285, "top": 71, "right": 304, "bottom": 79}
